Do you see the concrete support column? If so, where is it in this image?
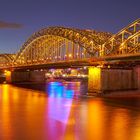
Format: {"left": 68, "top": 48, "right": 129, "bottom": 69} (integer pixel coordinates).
{"left": 5, "top": 70, "right": 12, "bottom": 83}
{"left": 134, "top": 65, "right": 140, "bottom": 89}
{"left": 11, "top": 71, "right": 30, "bottom": 83}
{"left": 29, "top": 71, "right": 45, "bottom": 82}
{"left": 10, "top": 70, "right": 46, "bottom": 83}
{"left": 88, "top": 67, "right": 102, "bottom": 94}
{"left": 88, "top": 67, "right": 138, "bottom": 95}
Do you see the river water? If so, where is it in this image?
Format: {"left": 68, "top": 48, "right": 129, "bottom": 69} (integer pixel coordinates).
{"left": 0, "top": 81, "right": 140, "bottom": 140}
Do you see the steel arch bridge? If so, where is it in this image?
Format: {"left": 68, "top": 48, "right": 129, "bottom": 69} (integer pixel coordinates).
{"left": 0, "top": 19, "right": 139, "bottom": 69}
{"left": 0, "top": 54, "right": 15, "bottom": 68}
{"left": 13, "top": 27, "right": 111, "bottom": 66}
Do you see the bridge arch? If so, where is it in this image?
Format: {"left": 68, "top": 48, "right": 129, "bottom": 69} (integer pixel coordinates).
{"left": 14, "top": 27, "right": 111, "bottom": 65}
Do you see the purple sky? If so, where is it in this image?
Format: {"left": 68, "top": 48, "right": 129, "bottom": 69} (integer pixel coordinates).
{"left": 0, "top": 0, "right": 139, "bottom": 54}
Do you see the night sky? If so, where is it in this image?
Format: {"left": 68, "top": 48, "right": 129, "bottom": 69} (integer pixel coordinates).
{"left": 0, "top": 0, "right": 139, "bottom": 54}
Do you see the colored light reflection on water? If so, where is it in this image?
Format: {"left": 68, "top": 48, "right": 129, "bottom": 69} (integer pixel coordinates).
{"left": 47, "top": 82, "right": 75, "bottom": 98}
{"left": 0, "top": 83, "right": 140, "bottom": 140}
{"left": 47, "top": 82, "right": 75, "bottom": 124}
{"left": 45, "top": 82, "right": 76, "bottom": 139}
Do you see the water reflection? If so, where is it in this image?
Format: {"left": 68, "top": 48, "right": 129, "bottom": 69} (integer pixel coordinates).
{"left": 1, "top": 85, "right": 13, "bottom": 140}
{"left": 0, "top": 83, "right": 140, "bottom": 140}
{"left": 45, "top": 82, "right": 77, "bottom": 140}
{"left": 47, "top": 81, "right": 80, "bottom": 98}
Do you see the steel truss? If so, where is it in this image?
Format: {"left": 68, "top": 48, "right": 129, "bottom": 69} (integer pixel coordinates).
{"left": 0, "top": 19, "right": 139, "bottom": 68}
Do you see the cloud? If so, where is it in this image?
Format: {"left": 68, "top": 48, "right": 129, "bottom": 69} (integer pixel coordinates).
{"left": 0, "top": 21, "right": 23, "bottom": 29}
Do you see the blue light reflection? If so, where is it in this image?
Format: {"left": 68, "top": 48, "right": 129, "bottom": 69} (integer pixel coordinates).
{"left": 47, "top": 82, "right": 75, "bottom": 99}
{"left": 46, "top": 81, "right": 80, "bottom": 127}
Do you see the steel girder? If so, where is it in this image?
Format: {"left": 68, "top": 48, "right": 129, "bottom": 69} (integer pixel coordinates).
{"left": 101, "top": 18, "right": 140, "bottom": 56}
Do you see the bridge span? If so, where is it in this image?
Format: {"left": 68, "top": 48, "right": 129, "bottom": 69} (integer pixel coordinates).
{"left": 0, "top": 19, "right": 139, "bottom": 95}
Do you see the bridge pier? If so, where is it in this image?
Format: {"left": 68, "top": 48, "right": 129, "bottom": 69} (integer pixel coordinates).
{"left": 88, "top": 67, "right": 138, "bottom": 95}
{"left": 134, "top": 65, "right": 140, "bottom": 89}
{"left": 9, "top": 70, "right": 46, "bottom": 83}
{"left": 11, "top": 71, "right": 30, "bottom": 83}
{"left": 29, "top": 71, "right": 45, "bottom": 82}
{"left": 4, "top": 70, "right": 11, "bottom": 83}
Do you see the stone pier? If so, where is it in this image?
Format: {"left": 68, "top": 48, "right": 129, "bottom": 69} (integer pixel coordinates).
{"left": 9, "top": 70, "right": 46, "bottom": 83}
{"left": 134, "top": 65, "right": 140, "bottom": 89}
{"left": 88, "top": 67, "right": 138, "bottom": 95}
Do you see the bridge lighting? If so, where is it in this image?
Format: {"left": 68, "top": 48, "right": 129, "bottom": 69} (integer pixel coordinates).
{"left": 4, "top": 70, "right": 7, "bottom": 73}
{"left": 97, "top": 65, "right": 104, "bottom": 68}
{"left": 89, "top": 67, "right": 100, "bottom": 74}
{"left": 121, "top": 42, "right": 125, "bottom": 46}
{"left": 4, "top": 70, "right": 11, "bottom": 76}
{"left": 84, "top": 66, "right": 87, "bottom": 69}
{"left": 4, "top": 70, "right": 11, "bottom": 82}
{"left": 81, "top": 74, "right": 86, "bottom": 78}
{"left": 77, "top": 74, "right": 81, "bottom": 77}
{"left": 62, "top": 74, "right": 66, "bottom": 77}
